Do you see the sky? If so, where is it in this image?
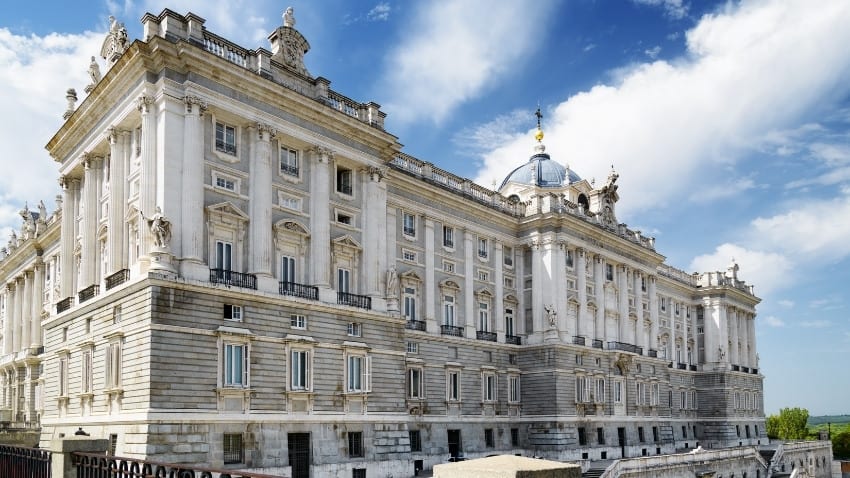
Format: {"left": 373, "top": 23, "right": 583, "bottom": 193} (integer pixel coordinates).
{"left": 1, "top": 0, "right": 849, "bottom": 415}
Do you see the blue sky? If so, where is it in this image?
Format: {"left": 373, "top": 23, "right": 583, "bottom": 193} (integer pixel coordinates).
{"left": 1, "top": 0, "right": 849, "bottom": 415}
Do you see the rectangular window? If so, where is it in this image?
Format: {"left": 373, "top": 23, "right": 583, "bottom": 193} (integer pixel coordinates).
{"left": 652, "top": 426, "right": 659, "bottom": 442}
{"left": 597, "top": 427, "right": 605, "bottom": 445}
{"left": 338, "top": 268, "right": 350, "bottom": 293}
{"left": 215, "top": 122, "right": 237, "bottom": 155}
{"left": 290, "top": 314, "right": 306, "bottom": 329}
{"left": 509, "top": 375, "right": 520, "bottom": 403}
{"left": 81, "top": 349, "right": 93, "bottom": 394}
{"left": 477, "top": 270, "right": 489, "bottom": 281}
{"left": 223, "top": 433, "right": 243, "bottom": 464}
{"left": 406, "top": 341, "right": 418, "bottom": 354}
{"left": 606, "top": 263, "right": 614, "bottom": 281}
{"left": 505, "top": 308, "right": 515, "bottom": 336}
{"left": 290, "top": 350, "right": 310, "bottom": 391}
{"left": 614, "top": 381, "right": 623, "bottom": 403}
{"left": 675, "top": 302, "right": 681, "bottom": 316}
{"left": 403, "top": 287, "right": 417, "bottom": 321}
{"left": 346, "top": 355, "right": 371, "bottom": 393}
{"left": 105, "top": 342, "right": 122, "bottom": 389}
{"left": 352, "top": 469, "right": 366, "bottom": 478}
{"left": 638, "top": 427, "right": 645, "bottom": 443}
{"left": 336, "top": 211, "right": 353, "bottom": 225}
{"left": 409, "top": 430, "right": 422, "bottom": 452}
{"left": 651, "top": 383, "right": 660, "bottom": 406}
{"left": 511, "top": 428, "right": 519, "bottom": 447}
{"left": 215, "top": 241, "right": 233, "bottom": 271}
{"left": 447, "top": 370, "right": 460, "bottom": 401}
{"left": 443, "top": 261, "right": 455, "bottom": 273}
{"left": 347, "top": 322, "right": 362, "bottom": 337}
{"left": 576, "top": 376, "right": 589, "bottom": 403}
{"left": 223, "top": 343, "right": 248, "bottom": 387}
{"left": 443, "top": 296, "right": 455, "bottom": 325}
{"left": 280, "top": 256, "right": 296, "bottom": 283}
{"left": 477, "top": 237, "right": 489, "bottom": 259}
{"left": 594, "top": 377, "right": 605, "bottom": 403}
{"left": 641, "top": 276, "right": 647, "bottom": 292}
{"left": 402, "top": 249, "right": 417, "bottom": 262}
{"left": 223, "top": 304, "right": 242, "bottom": 321}
{"left": 504, "top": 246, "right": 513, "bottom": 267}
{"left": 578, "top": 427, "right": 587, "bottom": 446}
{"left": 504, "top": 277, "right": 514, "bottom": 288}
{"left": 443, "top": 225, "right": 454, "bottom": 248}
{"left": 637, "top": 382, "right": 647, "bottom": 406}
{"left": 336, "top": 167, "right": 353, "bottom": 195}
{"left": 280, "top": 146, "right": 299, "bottom": 176}
{"left": 660, "top": 297, "right": 667, "bottom": 312}
{"left": 484, "top": 429, "right": 494, "bottom": 448}
{"left": 348, "top": 432, "right": 363, "bottom": 458}
{"left": 482, "top": 373, "right": 496, "bottom": 402}
{"left": 407, "top": 368, "right": 423, "bottom": 398}
{"left": 403, "top": 212, "right": 416, "bottom": 237}
{"left": 478, "top": 302, "right": 489, "bottom": 331}
{"left": 566, "top": 250, "right": 574, "bottom": 268}
{"left": 215, "top": 175, "right": 236, "bottom": 191}
{"left": 279, "top": 194, "right": 301, "bottom": 211}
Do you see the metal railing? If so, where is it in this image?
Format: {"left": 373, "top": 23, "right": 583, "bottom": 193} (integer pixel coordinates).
{"left": 0, "top": 445, "right": 50, "bottom": 478}
{"left": 56, "top": 297, "right": 73, "bottom": 313}
{"left": 279, "top": 163, "right": 299, "bottom": 177}
{"left": 732, "top": 364, "right": 740, "bottom": 372}
{"left": 78, "top": 284, "right": 99, "bottom": 303}
{"left": 405, "top": 320, "right": 426, "bottom": 331}
{"left": 608, "top": 341, "right": 642, "bottom": 354}
{"left": 337, "top": 291, "right": 371, "bottom": 309}
{"left": 689, "top": 365, "right": 697, "bottom": 371}
{"left": 505, "top": 334, "right": 522, "bottom": 345}
{"left": 441, "top": 325, "right": 464, "bottom": 337}
{"left": 73, "top": 451, "right": 283, "bottom": 478}
{"left": 104, "top": 269, "right": 130, "bottom": 291}
{"left": 648, "top": 349, "right": 658, "bottom": 358}
{"left": 476, "top": 330, "right": 497, "bottom": 342}
{"left": 677, "top": 363, "right": 687, "bottom": 370}
{"left": 592, "top": 339, "right": 604, "bottom": 349}
{"left": 279, "top": 281, "right": 319, "bottom": 300}
{"left": 210, "top": 269, "right": 258, "bottom": 290}
{"left": 572, "top": 336, "right": 586, "bottom": 346}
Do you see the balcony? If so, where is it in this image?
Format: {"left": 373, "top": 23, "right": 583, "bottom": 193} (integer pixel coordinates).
{"left": 751, "top": 368, "right": 759, "bottom": 375}
{"left": 476, "top": 330, "right": 497, "bottom": 342}
{"left": 572, "top": 336, "right": 586, "bottom": 346}
{"left": 648, "top": 349, "right": 658, "bottom": 358}
{"left": 608, "top": 341, "right": 642, "bottom": 354}
{"left": 104, "top": 269, "right": 130, "bottom": 291}
{"left": 280, "top": 163, "right": 299, "bottom": 177}
{"left": 592, "top": 339, "right": 603, "bottom": 349}
{"left": 731, "top": 364, "right": 740, "bottom": 372}
{"left": 677, "top": 363, "right": 687, "bottom": 370}
{"left": 505, "top": 335, "right": 522, "bottom": 345}
{"left": 741, "top": 366, "right": 750, "bottom": 373}
{"left": 405, "top": 320, "right": 426, "bottom": 331}
{"left": 440, "top": 325, "right": 464, "bottom": 337}
{"left": 210, "top": 269, "right": 257, "bottom": 289}
{"left": 337, "top": 291, "right": 371, "bottom": 310}
{"left": 279, "top": 281, "right": 319, "bottom": 301}
{"left": 78, "top": 284, "right": 99, "bottom": 304}
{"left": 56, "top": 297, "right": 73, "bottom": 314}
{"left": 689, "top": 364, "right": 698, "bottom": 371}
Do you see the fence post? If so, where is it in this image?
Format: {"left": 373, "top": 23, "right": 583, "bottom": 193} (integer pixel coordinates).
{"left": 49, "top": 437, "right": 109, "bottom": 478}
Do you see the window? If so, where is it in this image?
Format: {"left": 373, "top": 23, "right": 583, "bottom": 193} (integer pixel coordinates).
{"left": 597, "top": 427, "right": 605, "bottom": 445}
{"left": 108, "top": 434, "right": 118, "bottom": 456}
{"left": 651, "top": 383, "right": 660, "bottom": 406}
{"left": 576, "top": 376, "right": 589, "bottom": 403}
{"left": 338, "top": 268, "right": 350, "bottom": 293}
{"left": 402, "top": 249, "right": 417, "bottom": 262}
{"left": 403, "top": 212, "right": 416, "bottom": 237}
{"left": 509, "top": 375, "right": 520, "bottom": 403}
{"left": 346, "top": 354, "right": 371, "bottom": 393}
{"left": 637, "top": 382, "right": 647, "bottom": 406}
{"left": 606, "top": 263, "right": 614, "bottom": 281}
{"left": 447, "top": 370, "right": 460, "bottom": 401}
{"left": 641, "top": 276, "right": 647, "bottom": 292}
{"left": 566, "top": 249, "right": 574, "bottom": 268}
{"left": 105, "top": 341, "right": 122, "bottom": 389}
{"left": 347, "top": 322, "right": 362, "bottom": 337}
{"left": 504, "top": 308, "right": 515, "bottom": 336}
{"left": 614, "top": 380, "right": 623, "bottom": 404}
{"left": 652, "top": 426, "right": 659, "bottom": 442}
{"left": 280, "top": 146, "right": 299, "bottom": 176}
{"left": 407, "top": 368, "right": 423, "bottom": 398}
{"left": 409, "top": 430, "right": 422, "bottom": 452}
{"left": 215, "top": 121, "right": 237, "bottom": 155}
{"left": 215, "top": 175, "right": 236, "bottom": 191}
{"left": 222, "top": 342, "right": 248, "bottom": 387}
{"left": 406, "top": 341, "right": 419, "bottom": 354}
{"left": 443, "top": 261, "right": 455, "bottom": 273}
{"left": 403, "top": 287, "right": 417, "bottom": 321}
{"left": 336, "top": 211, "right": 353, "bottom": 225}
{"left": 352, "top": 469, "right": 366, "bottom": 478}
{"left": 504, "top": 277, "right": 514, "bottom": 288}
{"left": 81, "top": 349, "right": 92, "bottom": 394}
{"left": 594, "top": 377, "right": 605, "bottom": 403}
{"left": 112, "top": 305, "right": 122, "bottom": 325}
{"left": 290, "top": 314, "right": 306, "bottom": 329}
{"left": 660, "top": 297, "right": 667, "bottom": 312}
{"left": 280, "top": 255, "right": 296, "bottom": 283}
{"left": 511, "top": 428, "right": 519, "bottom": 447}
{"left": 477, "top": 237, "right": 489, "bottom": 259}
{"left": 215, "top": 240, "right": 233, "bottom": 271}
{"left": 223, "top": 304, "right": 242, "bottom": 321}
{"left": 578, "top": 427, "right": 587, "bottom": 446}
{"left": 484, "top": 429, "right": 495, "bottom": 448}
{"left": 223, "top": 433, "right": 243, "bottom": 464}
{"left": 675, "top": 302, "right": 681, "bottom": 316}
{"left": 477, "top": 270, "right": 489, "bottom": 281}
{"left": 478, "top": 302, "right": 490, "bottom": 331}
{"left": 290, "top": 349, "right": 310, "bottom": 391}
{"left": 482, "top": 373, "right": 496, "bottom": 402}
{"left": 638, "top": 427, "right": 645, "bottom": 443}
{"left": 443, "top": 225, "right": 454, "bottom": 248}
{"left": 443, "top": 296, "right": 455, "bottom": 325}
{"left": 336, "top": 166, "right": 353, "bottom": 195}
{"left": 503, "top": 246, "right": 513, "bottom": 267}
{"left": 348, "top": 432, "right": 363, "bottom": 458}
{"left": 279, "top": 194, "right": 301, "bottom": 211}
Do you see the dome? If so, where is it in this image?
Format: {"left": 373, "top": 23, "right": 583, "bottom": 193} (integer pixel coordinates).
{"left": 499, "top": 152, "right": 581, "bottom": 190}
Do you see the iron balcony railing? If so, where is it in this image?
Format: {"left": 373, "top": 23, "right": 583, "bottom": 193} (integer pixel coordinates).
{"left": 572, "top": 336, "right": 586, "bottom": 346}
{"left": 648, "top": 349, "right": 658, "bottom": 358}
{"left": 677, "top": 363, "right": 687, "bottom": 370}
{"left": 405, "top": 320, "right": 426, "bottom": 331}
{"left": 72, "top": 451, "right": 282, "bottom": 478}
{"left": 732, "top": 364, "right": 740, "bottom": 372}
{"left": 56, "top": 296, "right": 73, "bottom": 313}
{"left": 279, "top": 281, "right": 319, "bottom": 300}
{"left": 592, "top": 339, "right": 604, "bottom": 349}
{"left": 337, "top": 291, "right": 371, "bottom": 310}
{"left": 210, "top": 269, "right": 257, "bottom": 290}
{"left": 751, "top": 368, "right": 759, "bottom": 374}
{"left": 689, "top": 365, "right": 698, "bottom": 371}
{"left": 104, "top": 269, "right": 130, "bottom": 291}
{"left": 280, "top": 163, "right": 299, "bottom": 177}
{"left": 608, "top": 341, "right": 642, "bottom": 354}
{"left": 505, "top": 334, "right": 522, "bottom": 345}
{"left": 78, "top": 284, "right": 99, "bottom": 303}
{"left": 440, "top": 325, "right": 464, "bottom": 337}
{"left": 476, "top": 330, "right": 497, "bottom": 342}
{"left": 0, "top": 445, "right": 51, "bottom": 478}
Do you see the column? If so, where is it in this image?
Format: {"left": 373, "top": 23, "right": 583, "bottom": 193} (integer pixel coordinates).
{"left": 361, "top": 168, "right": 387, "bottom": 297}
{"left": 594, "top": 255, "right": 605, "bottom": 343}
{"left": 12, "top": 278, "right": 23, "bottom": 352}
{"left": 2, "top": 284, "right": 13, "bottom": 354}
{"left": 681, "top": 303, "right": 688, "bottom": 363}
{"left": 308, "top": 147, "right": 332, "bottom": 288}
{"left": 424, "top": 217, "right": 437, "bottom": 333}
{"left": 248, "top": 124, "right": 275, "bottom": 281}
{"left": 728, "top": 307, "right": 739, "bottom": 366}
{"left": 748, "top": 314, "right": 757, "bottom": 369}
{"left": 738, "top": 308, "right": 747, "bottom": 367}
{"left": 618, "top": 265, "right": 629, "bottom": 343}
{"left": 649, "top": 276, "right": 659, "bottom": 351}
{"left": 494, "top": 241, "right": 505, "bottom": 342}
{"left": 514, "top": 245, "right": 525, "bottom": 336}
{"left": 576, "top": 249, "right": 588, "bottom": 340}
{"left": 20, "top": 271, "right": 32, "bottom": 352}
{"left": 554, "top": 241, "right": 569, "bottom": 340}
{"left": 530, "top": 240, "right": 544, "bottom": 341}
{"left": 138, "top": 95, "right": 156, "bottom": 261}
{"left": 180, "top": 97, "right": 206, "bottom": 272}
{"left": 691, "top": 306, "right": 699, "bottom": 365}
{"left": 634, "top": 271, "right": 644, "bottom": 353}
{"left": 31, "top": 262, "right": 44, "bottom": 349}
{"left": 463, "top": 230, "right": 475, "bottom": 339}
{"left": 80, "top": 156, "right": 101, "bottom": 287}
{"left": 107, "top": 129, "right": 124, "bottom": 273}
{"left": 59, "top": 177, "right": 79, "bottom": 298}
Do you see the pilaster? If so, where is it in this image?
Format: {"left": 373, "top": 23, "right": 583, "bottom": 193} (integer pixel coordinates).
{"left": 361, "top": 167, "right": 387, "bottom": 297}
{"left": 12, "top": 277, "right": 23, "bottom": 352}
{"left": 2, "top": 283, "right": 14, "bottom": 354}
{"left": 634, "top": 271, "right": 645, "bottom": 353}
{"left": 308, "top": 146, "right": 332, "bottom": 288}
{"left": 59, "top": 176, "right": 79, "bottom": 298}
{"left": 649, "top": 275, "right": 658, "bottom": 350}
{"left": 618, "top": 265, "right": 629, "bottom": 343}
{"left": 494, "top": 241, "right": 505, "bottom": 342}
{"left": 424, "top": 217, "right": 437, "bottom": 333}
{"left": 31, "top": 262, "right": 44, "bottom": 349}
{"left": 554, "top": 240, "right": 569, "bottom": 341}
{"left": 179, "top": 96, "right": 207, "bottom": 280}
{"left": 594, "top": 255, "right": 605, "bottom": 342}
{"left": 576, "top": 249, "right": 589, "bottom": 340}
{"left": 529, "top": 239, "right": 544, "bottom": 343}
{"left": 248, "top": 123, "right": 276, "bottom": 286}
{"left": 137, "top": 94, "right": 157, "bottom": 264}
{"left": 81, "top": 156, "right": 102, "bottom": 288}
{"left": 463, "top": 230, "right": 475, "bottom": 339}
{"left": 106, "top": 129, "right": 127, "bottom": 275}
{"left": 20, "top": 271, "right": 32, "bottom": 351}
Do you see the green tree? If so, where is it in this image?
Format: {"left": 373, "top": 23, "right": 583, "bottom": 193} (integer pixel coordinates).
{"left": 833, "top": 430, "right": 850, "bottom": 459}
{"left": 766, "top": 407, "right": 810, "bottom": 440}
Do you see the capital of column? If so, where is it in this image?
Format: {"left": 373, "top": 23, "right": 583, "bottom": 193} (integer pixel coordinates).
{"left": 576, "top": 247, "right": 585, "bottom": 256}
{"left": 183, "top": 95, "right": 208, "bottom": 114}
{"left": 556, "top": 240, "right": 568, "bottom": 251}
{"left": 82, "top": 154, "right": 103, "bottom": 170}
{"left": 106, "top": 127, "right": 130, "bottom": 144}
{"left": 594, "top": 255, "right": 605, "bottom": 264}
{"left": 256, "top": 122, "right": 276, "bottom": 141}
{"left": 364, "top": 166, "right": 387, "bottom": 182}
{"left": 137, "top": 94, "right": 154, "bottom": 114}
{"left": 309, "top": 145, "right": 334, "bottom": 163}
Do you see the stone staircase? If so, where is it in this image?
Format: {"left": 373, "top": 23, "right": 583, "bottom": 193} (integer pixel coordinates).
{"left": 582, "top": 459, "right": 613, "bottom": 478}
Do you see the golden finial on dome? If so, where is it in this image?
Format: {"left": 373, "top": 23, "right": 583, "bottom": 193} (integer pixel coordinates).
{"left": 534, "top": 106, "right": 544, "bottom": 142}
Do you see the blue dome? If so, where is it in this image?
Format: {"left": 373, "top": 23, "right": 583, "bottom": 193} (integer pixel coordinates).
{"left": 499, "top": 152, "right": 581, "bottom": 190}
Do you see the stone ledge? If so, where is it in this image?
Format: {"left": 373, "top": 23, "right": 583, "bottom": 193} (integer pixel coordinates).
{"left": 434, "top": 455, "right": 581, "bottom": 478}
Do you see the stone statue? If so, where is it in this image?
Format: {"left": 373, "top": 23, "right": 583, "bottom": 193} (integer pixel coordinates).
{"left": 102, "top": 16, "right": 129, "bottom": 65}
{"left": 38, "top": 200, "right": 48, "bottom": 222}
{"left": 605, "top": 167, "right": 619, "bottom": 192}
{"left": 283, "top": 7, "right": 296, "bottom": 28}
{"left": 545, "top": 304, "right": 557, "bottom": 328}
{"left": 718, "top": 346, "right": 726, "bottom": 360}
{"left": 386, "top": 266, "right": 398, "bottom": 297}
{"left": 85, "top": 56, "right": 102, "bottom": 93}
{"left": 141, "top": 207, "right": 172, "bottom": 248}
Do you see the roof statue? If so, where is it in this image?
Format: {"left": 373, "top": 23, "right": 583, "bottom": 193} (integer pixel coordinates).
{"left": 85, "top": 56, "right": 102, "bottom": 93}
{"left": 283, "top": 7, "right": 296, "bottom": 28}
{"left": 101, "top": 15, "right": 129, "bottom": 66}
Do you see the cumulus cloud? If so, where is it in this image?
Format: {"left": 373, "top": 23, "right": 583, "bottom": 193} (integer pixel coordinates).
{"left": 632, "top": 0, "right": 688, "bottom": 19}
{"left": 138, "top": 0, "right": 271, "bottom": 44}
{"left": 689, "top": 177, "right": 756, "bottom": 202}
{"left": 367, "top": 3, "right": 391, "bottom": 22}
{"left": 689, "top": 243, "right": 793, "bottom": 297}
{"left": 777, "top": 300, "right": 794, "bottom": 308}
{"left": 379, "top": 0, "right": 557, "bottom": 124}
{"left": 644, "top": 45, "right": 661, "bottom": 59}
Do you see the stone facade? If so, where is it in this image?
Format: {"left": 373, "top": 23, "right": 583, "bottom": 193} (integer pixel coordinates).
{"left": 0, "top": 6, "right": 807, "bottom": 478}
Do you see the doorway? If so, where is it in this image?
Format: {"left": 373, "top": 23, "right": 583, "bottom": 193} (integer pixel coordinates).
{"left": 618, "top": 427, "right": 626, "bottom": 458}
{"left": 447, "top": 429, "right": 462, "bottom": 460}
{"left": 288, "top": 432, "right": 311, "bottom": 478}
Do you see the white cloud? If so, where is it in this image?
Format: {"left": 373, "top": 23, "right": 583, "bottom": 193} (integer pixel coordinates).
{"left": 800, "top": 320, "right": 832, "bottom": 328}
{"left": 367, "top": 3, "right": 391, "bottom": 22}
{"left": 689, "top": 177, "right": 755, "bottom": 202}
{"left": 644, "top": 45, "right": 661, "bottom": 59}
{"left": 763, "top": 316, "right": 786, "bottom": 327}
{"left": 689, "top": 243, "right": 793, "bottom": 297}
{"left": 138, "top": 0, "right": 272, "bottom": 44}
{"left": 777, "top": 300, "right": 795, "bottom": 308}
{"left": 472, "top": 0, "right": 850, "bottom": 219}
{"left": 583, "top": 43, "right": 597, "bottom": 53}
{"left": 380, "top": 0, "right": 557, "bottom": 125}
{"left": 632, "top": 0, "right": 688, "bottom": 19}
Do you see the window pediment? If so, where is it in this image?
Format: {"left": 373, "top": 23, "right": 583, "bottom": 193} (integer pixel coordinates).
{"left": 332, "top": 234, "right": 361, "bottom": 251}
{"left": 206, "top": 201, "right": 249, "bottom": 222}
{"left": 274, "top": 219, "right": 310, "bottom": 236}
{"left": 439, "top": 279, "right": 460, "bottom": 290}
{"left": 400, "top": 269, "right": 422, "bottom": 283}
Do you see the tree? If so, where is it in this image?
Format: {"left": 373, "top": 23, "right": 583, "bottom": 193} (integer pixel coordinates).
{"left": 766, "top": 407, "right": 810, "bottom": 440}
{"left": 833, "top": 430, "right": 850, "bottom": 459}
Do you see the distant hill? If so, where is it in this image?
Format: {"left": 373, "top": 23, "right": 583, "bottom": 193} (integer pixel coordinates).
{"left": 808, "top": 415, "right": 850, "bottom": 426}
